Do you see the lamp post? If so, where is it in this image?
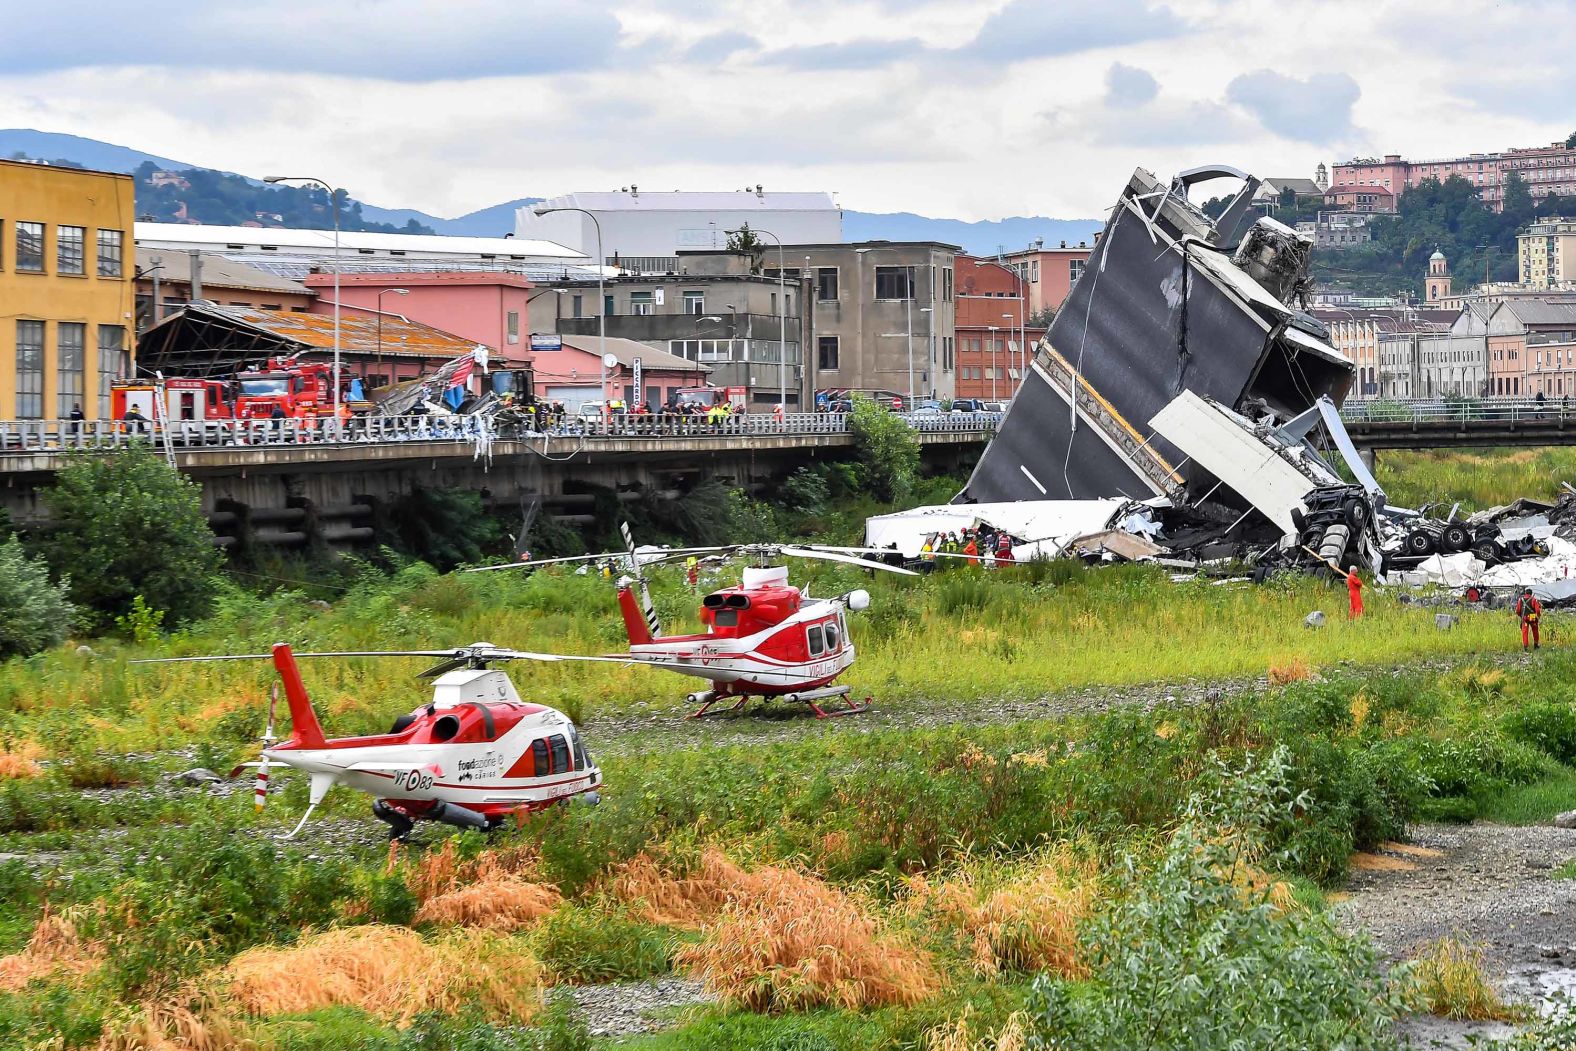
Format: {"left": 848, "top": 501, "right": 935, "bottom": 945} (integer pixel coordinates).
{"left": 728, "top": 227, "right": 787, "bottom": 412}
{"left": 374, "top": 288, "right": 409, "bottom": 386}
{"left": 532, "top": 205, "right": 606, "bottom": 412}
{"left": 265, "top": 176, "right": 341, "bottom": 420}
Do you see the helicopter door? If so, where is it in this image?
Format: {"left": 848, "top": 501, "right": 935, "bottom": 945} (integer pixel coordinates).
{"left": 806, "top": 625, "right": 824, "bottom": 657}
{"left": 824, "top": 620, "right": 840, "bottom": 652}
{"left": 547, "top": 734, "right": 572, "bottom": 773}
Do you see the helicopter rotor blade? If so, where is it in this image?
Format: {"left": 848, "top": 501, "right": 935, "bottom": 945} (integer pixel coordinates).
{"left": 465, "top": 546, "right": 733, "bottom": 574}
{"left": 130, "top": 650, "right": 463, "bottom": 665}
{"left": 775, "top": 545, "right": 921, "bottom": 575}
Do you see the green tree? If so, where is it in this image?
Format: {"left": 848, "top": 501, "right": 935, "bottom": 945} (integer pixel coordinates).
{"left": 1028, "top": 307, "right": 1057, "bottom": 327}
{"left": 1566, "top": 130, "right": 1576, "bottom": 149}
{"left": 725, "top": 222, "right": 766, "bottom": 274}
{"left": 43, "top": 446, "right": 222, "bottom": 632}
{"left": 0, "top": 537, "right": 77, "bottom": 658}
{"left": 848, "top": 396, "right": 920, "bottom": 503}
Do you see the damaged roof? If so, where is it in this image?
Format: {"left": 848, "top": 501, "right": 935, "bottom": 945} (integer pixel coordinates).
{"left": 135, "top": 249, "right": 312, "bottom": 296}
{"left": 137, "top": 302, "right": 480, "bottom": 377}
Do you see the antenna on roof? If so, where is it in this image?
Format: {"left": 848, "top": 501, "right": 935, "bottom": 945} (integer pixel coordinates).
{"left": 755, "top": 184, "right": 763, "bottom": 198}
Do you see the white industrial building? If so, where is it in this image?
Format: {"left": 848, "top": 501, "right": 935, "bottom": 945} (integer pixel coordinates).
{"left": 133, "top": 223, "right": 595, "bottom": 281}
{"left": 513, "top": 189, "right": 842, "bottom": 273}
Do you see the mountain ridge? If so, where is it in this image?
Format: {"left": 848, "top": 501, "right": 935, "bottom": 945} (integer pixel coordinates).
{"left": 1, "top": 128, "right": 1103, "bottom": 254}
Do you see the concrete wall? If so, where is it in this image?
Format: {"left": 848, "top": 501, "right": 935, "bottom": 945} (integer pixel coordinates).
{"left": 0, "top": 160, "right": 136, "bottom": 420}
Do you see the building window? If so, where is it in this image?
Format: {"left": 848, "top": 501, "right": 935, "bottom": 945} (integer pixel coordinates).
{"left": 16, "top": 320, "right": 44, "bottom": 418}
{"left": 816, "top": 267, "right": 839, "bottom": 301}
{"left": 98, "top": 326, "right": 127, "bottom": 418}
{"left": 770, "top": 292, "right": 777, "bottom": 315}
{"left": 817, "top": 336, "right": 839, "bottom": 370}
{"left": 572, "top": 294, "right": 583, "bottom": 318}
{"left": 875, "top": 266, "right": 914, "bottom": 300}
{"left": 630, "top": 291, "right": 655, "bottom": 316}
{"left": 16, "top": 222, "right": 44, "bottom": 272}
{"left": 56, "top": 226, "right": 85, "bottom": 275}
{"left": 57, "top": 322, "right": 85, "bottom": 417}
{"left": 1069, "top": 259, "right": 1085, "bottom": 282}
{"left": 943, "top": 267, "right": 954, "bottom": 301}
{"left": 506, "top": 310, "right": 520, "bottom": 344}
{"left": 683, "top": 290, "right": 704, "bottom": 315}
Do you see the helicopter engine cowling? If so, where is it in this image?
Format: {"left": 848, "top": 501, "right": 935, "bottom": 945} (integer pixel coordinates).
{"left": 844, "top": 589, "right": 871, "bottom": 611}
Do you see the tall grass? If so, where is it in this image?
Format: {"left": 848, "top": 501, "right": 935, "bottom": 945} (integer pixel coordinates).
{"left": 1376, "top": 447, "right": 1576, "bottom": 510}
{"left": 0, "top": 558, "right": 1534, "bottom": 757}
{"left": 1407, "top": 937, "right": 1523, "bottom": 1021}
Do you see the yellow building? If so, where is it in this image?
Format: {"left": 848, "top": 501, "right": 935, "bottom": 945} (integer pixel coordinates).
{"left": 1519, "top": 216, "right": 1576, "bottom": 291}
{"left": 0, "top": 159, "right": 135, "bottom": 421}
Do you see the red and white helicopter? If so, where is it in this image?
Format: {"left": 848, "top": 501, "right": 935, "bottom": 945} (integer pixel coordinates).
{"left": 471, "top": 524, "right": 918, "bottom": 718}
{"left": 134, "top": 642, "right": 616, "bottom": 840}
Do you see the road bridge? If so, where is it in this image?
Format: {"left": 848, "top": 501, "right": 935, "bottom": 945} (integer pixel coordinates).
{"left": 0, "top": 413, "right": 993, "bottom": 550}
{"left": 1340, "top": 399, "right": 1576, "bottom": 452}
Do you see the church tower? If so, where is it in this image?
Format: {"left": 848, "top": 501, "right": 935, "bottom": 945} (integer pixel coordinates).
{"left": 1315, "top": 162, "right": 1329, "bottom": 192}
{"left": 1426, "top": 248, "right": 1452, "bottom": 303}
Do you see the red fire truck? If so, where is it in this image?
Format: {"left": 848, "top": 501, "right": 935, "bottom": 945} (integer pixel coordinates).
{"left": 232, "top": 358, "right": 342, "bottom": 420}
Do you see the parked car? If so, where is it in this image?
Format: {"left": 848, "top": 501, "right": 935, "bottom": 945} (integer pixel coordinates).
{"left": 951, "top": 398, "right": 983, "bottom": 413}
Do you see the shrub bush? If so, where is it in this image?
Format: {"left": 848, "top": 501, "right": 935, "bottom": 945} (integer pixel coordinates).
{"left": 42, "top": 445, "right": 222, "bottom": 630}
{"left": 0, "top": 537, "right": 76, "bottom": 659}
{"left": 1501, "top": 701, "right": 1576, "bottom": 765}
{"left": 1027, "top": 750, "right": 1408, "bottom": 1050}
{"left": 532, "top": 903, "right": 673, "bottom": 984}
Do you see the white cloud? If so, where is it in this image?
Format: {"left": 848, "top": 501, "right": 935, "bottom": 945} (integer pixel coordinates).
{"left": 0, "top": 0, "right": 1568, "bottom": 223}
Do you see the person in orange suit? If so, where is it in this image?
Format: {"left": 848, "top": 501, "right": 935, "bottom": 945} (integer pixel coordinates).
{"left": 1517, "top": 588, "right": 1543, "bottom": 650}
{"left": 1346, "top": 567, "right": 1363, "bottom": 619}
{"left": 962, "top": 532, "right": 979, "bottom": 566}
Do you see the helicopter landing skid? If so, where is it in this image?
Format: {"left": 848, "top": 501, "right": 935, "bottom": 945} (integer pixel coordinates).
{"left": 788, "top": 684, "right": 870, "bottom": 719}
{"left": 689, "top": 692, "right": 750, "bottom": 719}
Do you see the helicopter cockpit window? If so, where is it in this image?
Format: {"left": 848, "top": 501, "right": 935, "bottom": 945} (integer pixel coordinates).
{"left": 824, "top": 621, "right": 840, "bottom": 651}
{"left": 548, "top": 734, "right": 572, "bottom": 773}
{"left": 714, "top": 609, "right": 739, "bottom": 627}
{"left": 530, "top": 738, "right": 549, "bottom": 776}
{"left": 806, "top": 625, "right": 824, "bottom": 656}
{"left": 571, "top": 730, "right": 588, "bottom": 771}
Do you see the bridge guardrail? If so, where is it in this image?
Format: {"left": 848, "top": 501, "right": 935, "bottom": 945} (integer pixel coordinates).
{"left": 1340, "top": 398, "right": 1574, "bottom": 425}
{"left": 0, "top": 411, "right": 1003, "bottom": 456}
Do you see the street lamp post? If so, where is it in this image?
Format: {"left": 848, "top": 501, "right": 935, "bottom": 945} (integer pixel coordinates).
{"left": 265, "top": 176, "right": 342, "bottom": 421}
{"left": 532, "top": 205, "right": 606, "bottom": 412}
{"left": 374, "top": 288, "right": 409, "bottom": 386}
{"left": 728, "top": 227, "right": 787, "bottom": 412}
{"left": 1002, "top": 313, "right": 1016, "bottom": 396}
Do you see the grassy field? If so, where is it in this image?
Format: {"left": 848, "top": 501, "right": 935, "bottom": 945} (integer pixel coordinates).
{"left": 3, "top": 451, "right": 1575, "bottom": 1049}
{"left": 1376, "top": 446, "right": 1576, "bottom": 511}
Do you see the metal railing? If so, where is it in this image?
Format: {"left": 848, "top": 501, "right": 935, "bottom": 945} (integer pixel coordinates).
{"left": 1340, "top": 398, "right": 1576, "bottom": 424}
{"left": 0, "top": 410, "right": 1002, "bottom": 455}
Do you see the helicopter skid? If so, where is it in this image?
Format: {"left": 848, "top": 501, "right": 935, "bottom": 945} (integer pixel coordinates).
{"left": 784, "top": 684, "right": 871, "bottom": 718}
{"left": 688, "top": 690, "right": 750, "bottom": 719}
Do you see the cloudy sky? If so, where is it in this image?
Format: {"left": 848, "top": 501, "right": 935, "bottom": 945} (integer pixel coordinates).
{"left": 2, "top": 0, "right": 1572, "bottom": 221}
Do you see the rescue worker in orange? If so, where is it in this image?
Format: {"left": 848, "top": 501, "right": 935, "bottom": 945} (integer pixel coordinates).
{"left": 962, "top": 531, "right": 979, "bottom": 566}
{"left": 1346, "top": 566, "right": 1363, "bottom": 619}
{"left": 1517, "top": 587, "right": 1543, "bottom": 650}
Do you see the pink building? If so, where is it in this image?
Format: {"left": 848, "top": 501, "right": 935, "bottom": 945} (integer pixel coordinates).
{"left": 1333, "top": 142, "right": 1576, "bottom": 212}
{"left": 302, "top": 272, "right": 535, "bottom": 371}
{"left": 996, "top": 242, "right": 1096, "bottom": 317}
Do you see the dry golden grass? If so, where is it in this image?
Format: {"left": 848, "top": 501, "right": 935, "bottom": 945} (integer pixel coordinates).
{"left": 1383, "top": 842, "right": 1445, "bottom": 859}
{"left": 96, "top": 991, "right": 254, "bottom": 1051}
{"left": 0, "top": 907, "right": 102, "bottom": 993}
{"left": 0, "top": 740, "right": 45, "bottom": 780}
{"left": 675, "top": 861, "right": 940, "bottom": 1012}
{"left": 925, "top": 1005, "right": 1032, "bottom": 1051}
{"left": 610, "top": 846, "right": 765, "bottom": 929}
{"left": 1351, "top": 852, "right": 1418, "bottom": 873}
{"left": 905, "top": 847, "right": 1097, "bottom": 978}
{"left": 222, "top": 925, "right": 542, "bottom": 1025}
{"left": 412, "top": 876, "right": 562, "bottom": 930}
{"left": 1268, "top": 657, "right": 1311, "bottom": 686}
{"left": 1408, "top": 937, "right": 1524, "bottom": 1022}
{"left": 1349, "top": 692, "right": 1371, "bottom": 732}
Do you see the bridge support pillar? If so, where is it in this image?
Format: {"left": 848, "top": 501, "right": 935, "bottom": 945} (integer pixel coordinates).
{"left": 1359, "top": 446, "right": 1377, "bottom": 474}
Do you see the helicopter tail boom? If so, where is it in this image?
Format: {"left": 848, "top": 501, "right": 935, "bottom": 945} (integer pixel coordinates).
{"left": 615, "top": 581, "right": 656, "bottom": 646}
{"left": 271, "top": 643, "right": 328, "bottom": 749}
